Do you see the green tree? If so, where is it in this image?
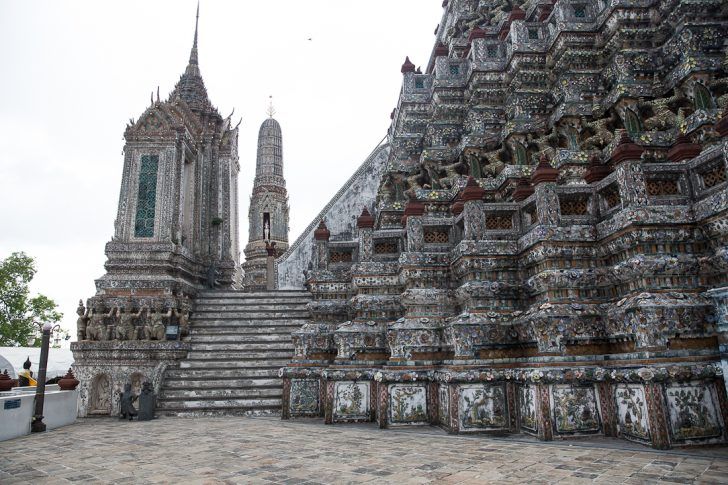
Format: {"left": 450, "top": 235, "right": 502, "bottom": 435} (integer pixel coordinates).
{"left": 0, "top": 252, "right": 63, "bottom": 347}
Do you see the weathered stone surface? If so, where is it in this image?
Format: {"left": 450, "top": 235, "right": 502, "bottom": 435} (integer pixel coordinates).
{"left": 281, "top": 0, "right": 728, "bottom": 450}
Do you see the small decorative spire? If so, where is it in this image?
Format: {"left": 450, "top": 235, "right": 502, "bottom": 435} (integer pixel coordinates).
{"left": 267, "top": 95, "right": 276, "bottom": 118}
{"left": 401, "top": 56, "right": 416, "bottom": 73}
{"left": 357, "top": 207, "right": 375, "bottom": 229}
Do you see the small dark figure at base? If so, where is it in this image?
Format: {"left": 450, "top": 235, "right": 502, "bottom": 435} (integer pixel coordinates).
{"left": 138, "top": 381, "right": 156, "bottom": 421}
{"left": 119, "top": 383, "right": 138, "bottom": 420}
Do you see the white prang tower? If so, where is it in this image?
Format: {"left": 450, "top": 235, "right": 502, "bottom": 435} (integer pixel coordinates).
{"left": 243, "top": 100, "right": 289, "bottom": 291}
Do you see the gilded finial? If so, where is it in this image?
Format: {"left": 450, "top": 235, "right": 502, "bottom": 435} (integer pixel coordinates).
{"left": 267, "top": 95, "right": 276, "bottom": 118}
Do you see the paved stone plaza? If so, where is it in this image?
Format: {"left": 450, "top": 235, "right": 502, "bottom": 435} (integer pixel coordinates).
{"left": 1, "top": 417, "right": 727, "bottom": 484}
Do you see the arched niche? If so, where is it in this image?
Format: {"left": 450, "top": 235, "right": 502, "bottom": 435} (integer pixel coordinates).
{"left": 89, "top": 374, "right": 112, "bottom": 415}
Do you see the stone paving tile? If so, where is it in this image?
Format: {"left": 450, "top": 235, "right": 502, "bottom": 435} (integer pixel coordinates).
{"left": 1, "top": 417, "right": 727, "bottom": 484}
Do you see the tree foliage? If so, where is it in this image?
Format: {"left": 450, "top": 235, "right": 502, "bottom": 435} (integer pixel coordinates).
{"left": 0, "top": 252, "right": 63, "bottom": 347}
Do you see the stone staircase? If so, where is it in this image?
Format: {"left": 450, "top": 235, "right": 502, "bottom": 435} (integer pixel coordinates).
{"left": 157, "top": 290, "right": 311, "bottom": 416}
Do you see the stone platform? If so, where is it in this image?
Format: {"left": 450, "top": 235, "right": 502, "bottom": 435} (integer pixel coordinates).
{"left": 1, "top": 416, "right": 727, "bottom": 484}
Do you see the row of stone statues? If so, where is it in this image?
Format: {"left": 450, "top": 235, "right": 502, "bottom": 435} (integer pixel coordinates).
{"left": 76, "top": 300, "right": 191, "bottom": 342}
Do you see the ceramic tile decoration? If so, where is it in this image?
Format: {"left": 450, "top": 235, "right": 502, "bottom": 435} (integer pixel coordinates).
{"left": 68, "top": 0, "right": 728, "bottom": 449}
{"left": 334, "top": 381, "right": 370, "bottom": 421}
{"left": 551, "top": 385, "right": 601, "bottom": 435}
{"left": 389, "top": 384, "right": 428, "bottom": 425}
{"left": 616, "top": 384, "right": 650, "bottom": 443}
{"left": 666, "top": 382, "right": 723, "bottom": 443}
{"left": 458, "top": 384, "right": 508, "bottom": 431}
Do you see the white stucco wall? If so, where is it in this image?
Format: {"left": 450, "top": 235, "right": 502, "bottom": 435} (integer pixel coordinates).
{"left": 276, "top": 140, "right": 390, "bottom": 289}
{"left": 0, "top": 387, "right": 77, "bottom": 441}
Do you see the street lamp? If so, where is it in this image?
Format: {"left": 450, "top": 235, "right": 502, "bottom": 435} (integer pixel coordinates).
{"left": 31, "top": 321, "right": 60, "bottom": 433}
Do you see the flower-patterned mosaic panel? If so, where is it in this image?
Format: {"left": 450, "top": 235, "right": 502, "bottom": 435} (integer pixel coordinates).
{"left": 389, "top": 384, "right": 428, "bottom": 425}
{"left": 519, "top": 384, "right": 538, "bottom": 434}
{"left": 334, "top": 381, "right": 370, "bottom": 421}
{"left": 666, "top": 382, "right": 723, "bottom": 443}
{"left": 458, "top": 384, "right": 508, "bottom": 431}
{"left": 615, "top": 384, "right": 650, "bottom": 442}
{"left": 439, "top": 384, "right": 449, "bottom": 426}
{"left": 134, "top": 154, "right": 159, "bottom": 238}
{"left": 551, "top": 385, "right": 601, "bottom": 435}
{"left": 289, "top": 379, "right": 319, "bottom": 416}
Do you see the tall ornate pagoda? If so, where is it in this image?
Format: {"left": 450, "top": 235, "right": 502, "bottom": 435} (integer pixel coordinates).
{"left": 243, "top": 105, "right": 290, "bottom": 291}
{"left": 280, "top": 0, "right": 728, "bottom": 450}
{"left": 71, "top": 6, "right": 242, "bottom": 416}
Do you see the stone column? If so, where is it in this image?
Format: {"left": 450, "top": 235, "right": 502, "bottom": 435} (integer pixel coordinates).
{"left": 644, "top": 382, "right": 670, "bottom": 450}
{"left": 377, "top": 382, "right": 389, "bottom": 429}
{"left": 324, "top": 380, "right": 334, "bottom": 425}
{"left": 448, "top": 384, "right": 460, "bottom": 434}
{"left": 610, "top": 131, "right": 648, "bottom": 207}
{"left": 427, "top": 381, "right": 439, "bottom": 425}
{"left": 357, "top": 207, "right": 374, "bottom": 261}
{"left": 531, "top": 154, "right": 560, "bottom": 226}
{"left": 313, "top": 220, "right": 330, "bottom": 270}
{"left": 461, "top": 177, "right": 486, "bottom": 240}
{"left": 281, "top": 378, "right": 291, "bottom": 420}
{"left": 536, "top": 383, "right": 553, "bottom": 441}
{"left": 266, "top": 256, "right": 275, "bottom": 290}
{"left": 596, "top": 382, "right": 618, "bottom": 437}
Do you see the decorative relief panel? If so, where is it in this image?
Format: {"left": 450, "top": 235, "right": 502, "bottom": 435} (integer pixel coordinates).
{"left": 551, "top": 385, "right": 601, "bottom": 435}
{"left": 389, "top": 384, "right": 428, "bottom": 425}
{"left": 519, "top": 384, "right": 538, "bottom": 434}
{"left": 616, "top": 384, "right": 650, "bottom": 443}
{"left": 458, "top": 384, "right": 508, "bottom": 431}
{"left": 666, "top": 382, "right": 723, "bottom": 443}
{"left": 334, "top": 381, "right": 370, "bottom": 421}
{"left": 289, "top": 379, "right": 320, "bottom": 416}
{"left": 439, "top": 384, "right": 449, "bottom": 426}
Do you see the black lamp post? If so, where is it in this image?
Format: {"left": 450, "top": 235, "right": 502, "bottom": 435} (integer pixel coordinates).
{"left": 31, "top": 321, "right": 60, "bottom": 433}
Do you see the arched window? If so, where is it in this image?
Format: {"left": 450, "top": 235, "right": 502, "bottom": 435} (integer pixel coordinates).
{"left": 694, "top": 83, "right": 714, "bottom": 110}
{"left": 514, "top": 143, "right": 528, "bottom": 165}
{"left": 624, "top": 109, "right": 641, "bottom": 136}
{"left": 134, "top": 155, "right": 159, "bottom": 237}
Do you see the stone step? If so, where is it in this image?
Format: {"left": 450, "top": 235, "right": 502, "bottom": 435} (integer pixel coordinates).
{"left": 161, "top": 408, "right": 280, "bottom": 417}
{"left": 189, "top": 328, "right": 299, "bottom": 336}
{"left": 160, "top": 387, "right": 282, "bottom": 400}
{"left": 190, "top": 318, "right": 308, "bottom": 327}
{"left": 180, "top": 359, "right": 288, "bottom": 369}
{"left": 190, "top": 342, "right": 293, "bottom": 352}
{"left": 156, "top": 397, "right": 281, "bottom": 409}
{"left": 166, "top": 368, "right": 280, "bottom": 379}
{"left": 186, "top": 350, "right": 292, "bottom": 360}
{"left": 189, "top": 334, "right": 294, "bottom": 343}
{"left": 163, "top": 377, "right": 281, "bottom": 388}
{"left": 197, "top": 291, "right": 309, "bottom": 298}
{"left": 192, "top": 311, "right": 310, "bottom": 319}
{"left": 194, "top": 298, "right": 311, "bottom": 306}
{"left": 194, "top": 303, "right": 310, "bottom": 311}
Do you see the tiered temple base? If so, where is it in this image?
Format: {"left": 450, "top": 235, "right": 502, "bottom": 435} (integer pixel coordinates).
{"left": 282, "top": 363, "right": 728, "bottom": 449}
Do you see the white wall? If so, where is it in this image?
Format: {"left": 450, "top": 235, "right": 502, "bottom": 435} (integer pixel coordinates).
{"left": 0, "top": 387, "right": 78, "bottom": 441}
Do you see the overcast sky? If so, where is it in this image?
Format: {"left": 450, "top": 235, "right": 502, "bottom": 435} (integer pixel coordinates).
{"left": 0, "top": 1, "right": 442, "bottom": 338}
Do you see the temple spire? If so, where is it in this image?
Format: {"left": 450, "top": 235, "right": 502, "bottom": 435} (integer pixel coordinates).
{"left": 194, "top": 1, "right": 199, "bottom": 48}
{"left": 171, "top": 1, "right": 211, "bottom": 112}
{"left": 186, "top": 2, "right": 200, "bottom": 76}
